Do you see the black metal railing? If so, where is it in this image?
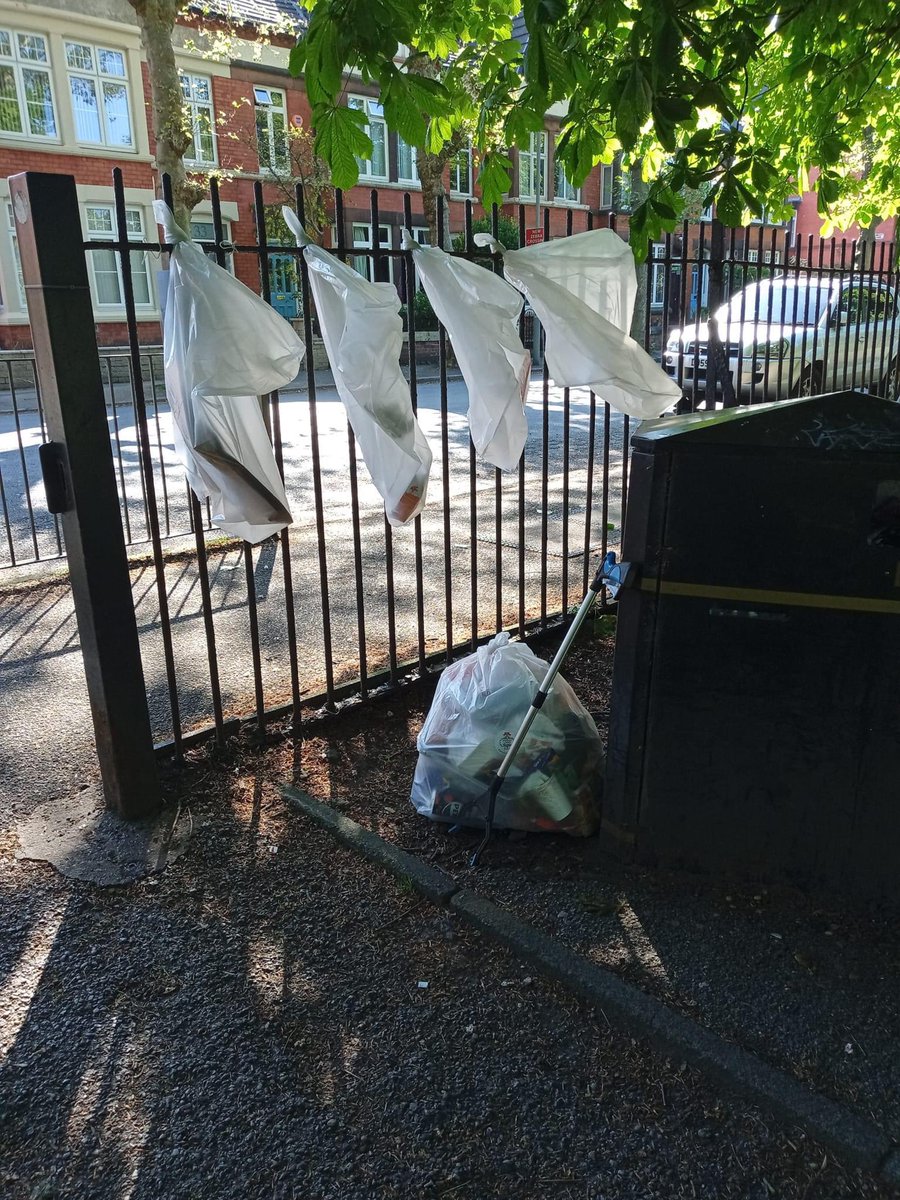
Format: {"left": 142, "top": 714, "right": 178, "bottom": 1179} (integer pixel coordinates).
{"left": 0, "top": 346, "right": 221, "bottom": 570}
{"left": 8, "top": 167, "right": 900, "bottom": 755}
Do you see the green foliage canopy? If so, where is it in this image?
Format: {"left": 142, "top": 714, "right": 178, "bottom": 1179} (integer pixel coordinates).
{"left": 291, "top": 0, "right": 900, "bottom": 244}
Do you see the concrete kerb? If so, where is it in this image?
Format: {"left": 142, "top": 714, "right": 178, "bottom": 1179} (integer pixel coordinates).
{"left": 281, "top": 786, "right": 898, "bottom": 1187}
{"left": 282, "top": 787, "right": 457, "bottom": 905}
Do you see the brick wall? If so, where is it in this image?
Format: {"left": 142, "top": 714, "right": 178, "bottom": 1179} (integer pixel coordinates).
{"left": 0, "top": 149, "right": 152, "bottom": 191}
{"left": 212, "top": 75, "right": 260, "bottom": 173}
{"left": 0, "top": 320, "right": 160, "bottom": 351}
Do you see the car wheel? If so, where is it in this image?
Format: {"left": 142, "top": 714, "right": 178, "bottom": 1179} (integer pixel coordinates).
{"left": 793, "top": 364, "right": 823, "bottom": 398}
{"left": 877, "top": 355, "right": 900, "bottom": 402}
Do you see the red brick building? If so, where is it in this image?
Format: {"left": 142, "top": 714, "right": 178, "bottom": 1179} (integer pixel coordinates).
{"left": 0, "top": 0, "right": 616, "bottom": 349}
{"left": 1, "top": 2, "right": 893, "bottom": 349}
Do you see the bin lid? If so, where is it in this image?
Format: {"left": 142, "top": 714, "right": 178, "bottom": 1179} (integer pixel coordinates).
{"left": 633, "top": 391, "right": 900, "bottom": 454}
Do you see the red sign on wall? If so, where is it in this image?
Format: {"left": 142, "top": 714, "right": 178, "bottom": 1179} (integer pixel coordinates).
{"left": 525, "top": 227, "right": 544, "bottom": 246}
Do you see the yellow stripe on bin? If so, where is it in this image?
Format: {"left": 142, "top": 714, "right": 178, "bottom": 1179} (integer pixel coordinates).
{"left": 638, "top": 578, "right": 900, "bottom": 615}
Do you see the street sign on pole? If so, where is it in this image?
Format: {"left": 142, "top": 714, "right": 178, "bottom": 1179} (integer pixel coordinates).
{"left": 525, "top": 227, "right": 544, "bottom": 247}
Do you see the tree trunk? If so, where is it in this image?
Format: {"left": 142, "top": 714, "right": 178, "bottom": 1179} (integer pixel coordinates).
{"left": 854, "top": 127, "right": 881, "bottom": 272}
{"left": 628, "top": 161, "right": 649, "bottom": 343}
{"left": 417, "top": 151, "right": 452, "bottom": 248}
{"left": 856, "top": 219, "right": 880, "bottom": 272}
{"left": 404, "top": 51, "right": 459, "bottom": 249}
{"left": 128, "top": 0, "right": 203, "bottom": 229}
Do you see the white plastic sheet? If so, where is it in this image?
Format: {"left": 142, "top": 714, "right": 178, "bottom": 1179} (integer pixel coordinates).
{"left": 153, "top": 201, "right": 303, "bottom": 543}
{"left": 283, "top": 209, "right": 432, "bottom": 526}
{"left": 401, "top": 229, "right": 529, "bottom": 472}
{"left": 475, "top": 228, "right": 682, "bottom": 420}
{"left": 411, "top": 633, "right": 603, "bottom": 836}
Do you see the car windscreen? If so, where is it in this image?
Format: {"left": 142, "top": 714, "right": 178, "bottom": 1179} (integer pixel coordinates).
{"left": 718, "top": 283, "right": 833, "bottom": 327}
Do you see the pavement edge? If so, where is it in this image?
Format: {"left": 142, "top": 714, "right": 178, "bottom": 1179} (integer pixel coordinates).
{"left": 281, "top": 786, "right": 898, "bottom": 1188}
{"left": 282, "top": 786, "right": 458, "bottom": 905}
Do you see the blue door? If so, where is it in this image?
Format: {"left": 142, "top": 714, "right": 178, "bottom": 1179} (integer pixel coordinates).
{"left": 269, "top": 253, "right": 300, "bottom": 319}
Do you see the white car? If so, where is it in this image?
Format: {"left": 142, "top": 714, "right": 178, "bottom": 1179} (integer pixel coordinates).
{"left": 663, "top": 276, "right": 900, "bottom": 402}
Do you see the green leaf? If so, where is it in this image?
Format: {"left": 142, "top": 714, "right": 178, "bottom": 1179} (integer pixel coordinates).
{"left": 288, "top": 39, "right": 306, "bottom": 79}
{"left": 616, "top": 61, "right": 653, "bottom": 147}
{"left": 315, "top": 105, "right": 370, "bottom": 191}
{"left": 426, "top": 114, "right": 454, "bottom": 153}
{"left": 530, "top": 0, "right": 566, "bottom": 23}
{"left": 525, "top": 25, "right": 550, "bottom": 90}
{"left": 750, "top": 157, "right": 776, "bottom": 194}
{"left": 650, "top": 196, "right": 677, "bottom": 220}
{"left": 382, "top": 74, "right": 427, "bottom": 147}
{"left": 478, "top": 152, "right": 513, "bottom": 209}
{"left": 735, "top": 177, "right": 764, "bottom": 219}
{"left": 308, "top": 23, "right": 343, "bottom": 97}
{"left": 655, "top": 95, "right": 694, "bottom": 123}
{"left": 542, "top": 34, "right": 576, "bottom": 94}
{"left": 818, "top": 172, "right": 841, "bottom": 206}
{"left": 505, "top": 103, "right": 546, "bottom": 145}
{"left": 715, "top": 176, "right": 744, "bottom": 227}
{"left": 495, "top": 38, "right": 522, "bottom": 64}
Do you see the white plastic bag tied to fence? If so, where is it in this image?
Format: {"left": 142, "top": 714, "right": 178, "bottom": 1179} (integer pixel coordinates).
{"left": 411, "top": 633, "right": 603, "bottom": 836}
{"left": 283, "top": 208, "right": 432, "bottom": 526}
{"left": 153, "top": 201, "right": 303, "bottom": 543}
{"left": 475, "top": 228, "right": 682, "bottom": 421}
{"left": 401, "top": 229, "right": 529, "bottom": 473}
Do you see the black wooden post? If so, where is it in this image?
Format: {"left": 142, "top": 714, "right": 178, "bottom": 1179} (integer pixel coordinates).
{"left": 10, "top": 172, "right": 160, "bottom": 818}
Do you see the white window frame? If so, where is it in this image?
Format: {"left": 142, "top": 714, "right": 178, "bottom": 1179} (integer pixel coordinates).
{"left": 409, "top": 226, "right": 430, "bottom": 289}
{"left": 0, "top": 28, "right": 58, "bottom": 141}
{"left": 518, "top": 131, "right": 548, "bottom": 201}
{"left": 254, "top": 85, "right": 289, "bottom": 174}
{"left": 5, "top": 201, "right": 25, "bottom": 312}
{"left": 181, "top": 72, "right": 217, "bottom": 167}
{"left": 348, "top": 95, "right": 388, "bottom": 181}
{"left": 554, "top": 146, "right": 579, "bottom": 203}
{"left": 189, "top": 217, "right": 233, "bottom": 273}
{"left": 85, "top": 204, "right": 153, "bottom": 309}
{"left": 650, "top": 243, "right": 666, "bottom": 311}
{"left": 351, "top": 222, "right": 393, "bottom": 282}
{"left": 747, "top": 248, "right": 759, "bottom": 263}
{"left": 450, "top": 143, "right": 473, "bottom": 197}
{"left": 600, "top": 163, "right": 614, "bottom": 210}
{"left": 65, "top": 40, "right": 133, "bottom": 149}
{"left": 763, "top": 249, "right": 782, "bottom": 265}
{"left": 397, "top": 135, "right": 419, "bottom": 186}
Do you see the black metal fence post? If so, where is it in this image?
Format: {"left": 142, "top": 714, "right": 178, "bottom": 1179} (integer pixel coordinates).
{"left": 10, "top": 171, "right": 160, "bottom": 818}
{"left": 706, "top": 218, "right": 738, "bottom": 407}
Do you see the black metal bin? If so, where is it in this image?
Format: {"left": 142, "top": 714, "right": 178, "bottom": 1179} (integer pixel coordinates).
{"left": 603, "top": 391, "right": 900, "bottom": 899}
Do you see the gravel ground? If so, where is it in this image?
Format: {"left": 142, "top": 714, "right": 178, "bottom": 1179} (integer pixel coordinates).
{"left": 268, "top": 623, "right": 900, "bottom": 1149}
{"left": 1, "top": 752, "right": 895, "bottom": 1200}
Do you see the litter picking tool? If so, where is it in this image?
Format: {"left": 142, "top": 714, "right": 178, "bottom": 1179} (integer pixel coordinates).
{"left": 469, "top": 552, "right": 633, "bottom": 867}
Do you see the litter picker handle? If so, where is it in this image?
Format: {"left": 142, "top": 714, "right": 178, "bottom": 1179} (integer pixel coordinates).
{"left": 470, "top": 558, "right": 611, "bottom": 867}
{"left": 495, "top": 581, "right": 601, "bottom": 785}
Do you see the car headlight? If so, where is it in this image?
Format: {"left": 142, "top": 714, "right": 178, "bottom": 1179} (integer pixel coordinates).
{"left": 743, "top": 338, "right": 790, "bottom": 359}
{"left": 665, "top": 333, "right": 681, "bottom": 352}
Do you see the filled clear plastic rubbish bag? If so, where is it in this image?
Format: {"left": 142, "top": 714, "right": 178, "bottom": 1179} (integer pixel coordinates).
{"left": 153, "top": 201, "right": 302, "bottom": 543}
{"left": 475, "top": 228, "right": 682, "bottom": 420}
{"left": 411, "top": 633, "right": 603, "bottom": 836}
{"left": 401, "top": 229, "right": 529, "bottom": 472}
{"left": 283, "top": 208, "right": 432, "bottom": 526}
